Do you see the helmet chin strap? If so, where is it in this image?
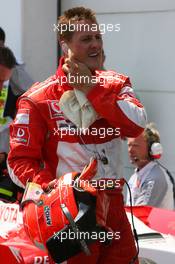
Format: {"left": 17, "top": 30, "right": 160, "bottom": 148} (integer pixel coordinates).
{"left": 60, "top": 203, "right": 91, "bottom": 256}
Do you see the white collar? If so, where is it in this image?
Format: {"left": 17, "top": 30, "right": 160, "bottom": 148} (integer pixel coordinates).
{"left": 59, "top": 89, "right": 98, "bottom": 129}
{"left": 135, "top": 161, "right": 157, "bottom": 181}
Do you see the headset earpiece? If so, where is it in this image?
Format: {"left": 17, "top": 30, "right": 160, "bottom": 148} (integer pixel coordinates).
{"left": 150, "top": 142, "right": 163, "bottom": 159}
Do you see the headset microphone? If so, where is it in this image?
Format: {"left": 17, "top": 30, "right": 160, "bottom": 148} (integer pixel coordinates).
{"left": 132, "top": 157, "right": 148, "bottom": 162}
{"left": 133, "top": 157, "right": 140, "bottom": 162}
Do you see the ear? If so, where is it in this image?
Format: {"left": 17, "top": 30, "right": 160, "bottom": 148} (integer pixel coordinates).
{"left": 61, "top": 41, "right": 68, "bottom": 55}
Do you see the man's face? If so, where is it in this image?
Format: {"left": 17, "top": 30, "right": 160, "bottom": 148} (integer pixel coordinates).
{"left": 127, "top": 133, "right": 149, "bottom": 169}
{"left": 66, "top": 20, "right": 103, "bottom": 71}
{"left": 0, "top": 65, "right": 12, "bottom": 91}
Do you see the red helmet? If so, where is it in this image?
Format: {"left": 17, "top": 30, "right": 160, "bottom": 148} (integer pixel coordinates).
{"left": 21, "top": 159, "right": 99, "bottom": 262}
{"left": 21, "top": 158, "right": 123, "bottom": 263}
{"left": 22, "top": 172, "right": 79, "bottom": 250}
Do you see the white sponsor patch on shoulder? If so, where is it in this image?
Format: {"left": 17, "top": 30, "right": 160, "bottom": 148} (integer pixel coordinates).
{"left": 15, "top": 109, "right": 30, "bottom": 125}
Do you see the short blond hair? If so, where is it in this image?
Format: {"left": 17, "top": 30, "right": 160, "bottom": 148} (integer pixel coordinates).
{"left": 144, "top": 123, "right": 160, "bottom": 146}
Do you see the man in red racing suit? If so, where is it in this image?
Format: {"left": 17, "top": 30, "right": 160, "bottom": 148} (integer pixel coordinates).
{"left": 7, "top": 6, "right": 146, "bottom": 264}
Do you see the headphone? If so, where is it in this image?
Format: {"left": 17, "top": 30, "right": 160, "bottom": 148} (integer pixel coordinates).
{"left": 149, "top": 142, "right": 163, "bottom": 160}
{"left": 145, "top": 127, "right": 163, "bottom": 160}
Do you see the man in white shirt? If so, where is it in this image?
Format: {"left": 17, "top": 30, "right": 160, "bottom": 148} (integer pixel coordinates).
{"left": 126, "top": 123, "right": 174, "bottom": 210}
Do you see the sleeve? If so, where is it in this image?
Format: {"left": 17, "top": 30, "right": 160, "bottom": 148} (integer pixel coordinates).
{"left": 134, "top": 173, "right": 168, "bottom": 207}
{"left": 10, "top": 64, "right": 34, "bottom": 95}
{"left": 0, "top": 125, "right": 10, "bottom": 153}
{"left": 87, "top": 73, "right": 147, "bottom": 137}
{"left": 7, "top": 98, "right": 54, "bottom": 188}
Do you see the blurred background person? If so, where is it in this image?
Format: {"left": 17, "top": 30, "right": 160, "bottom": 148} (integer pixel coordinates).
{"left": 0, "top": 27, "right": 34, "bottom": 119}
{"left": 0, "top": 46, "right": 22, "bottom": 202}
{"left": 126, "top": 123, "right": 175, "bottom": 210}
{"left": 0, "top": 46, "right": 16, "bottom": 159}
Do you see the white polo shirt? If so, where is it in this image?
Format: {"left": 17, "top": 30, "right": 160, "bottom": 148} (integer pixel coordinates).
{"left": 126, "top": 161, "right": 174, "bottom": 210}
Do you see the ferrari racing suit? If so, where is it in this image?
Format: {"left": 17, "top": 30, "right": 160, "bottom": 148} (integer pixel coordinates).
{"left": 7, "top": 57, "right": 146, "bottom": 264}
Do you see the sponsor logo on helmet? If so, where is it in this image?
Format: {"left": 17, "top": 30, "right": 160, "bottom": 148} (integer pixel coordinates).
{"left": 44, "top": 206, "right": 52, "bottom": 226}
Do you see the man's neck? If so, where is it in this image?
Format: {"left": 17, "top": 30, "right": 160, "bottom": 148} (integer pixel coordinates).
{"left": 137, "top": 160, "right": 150, "bottom": 171}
